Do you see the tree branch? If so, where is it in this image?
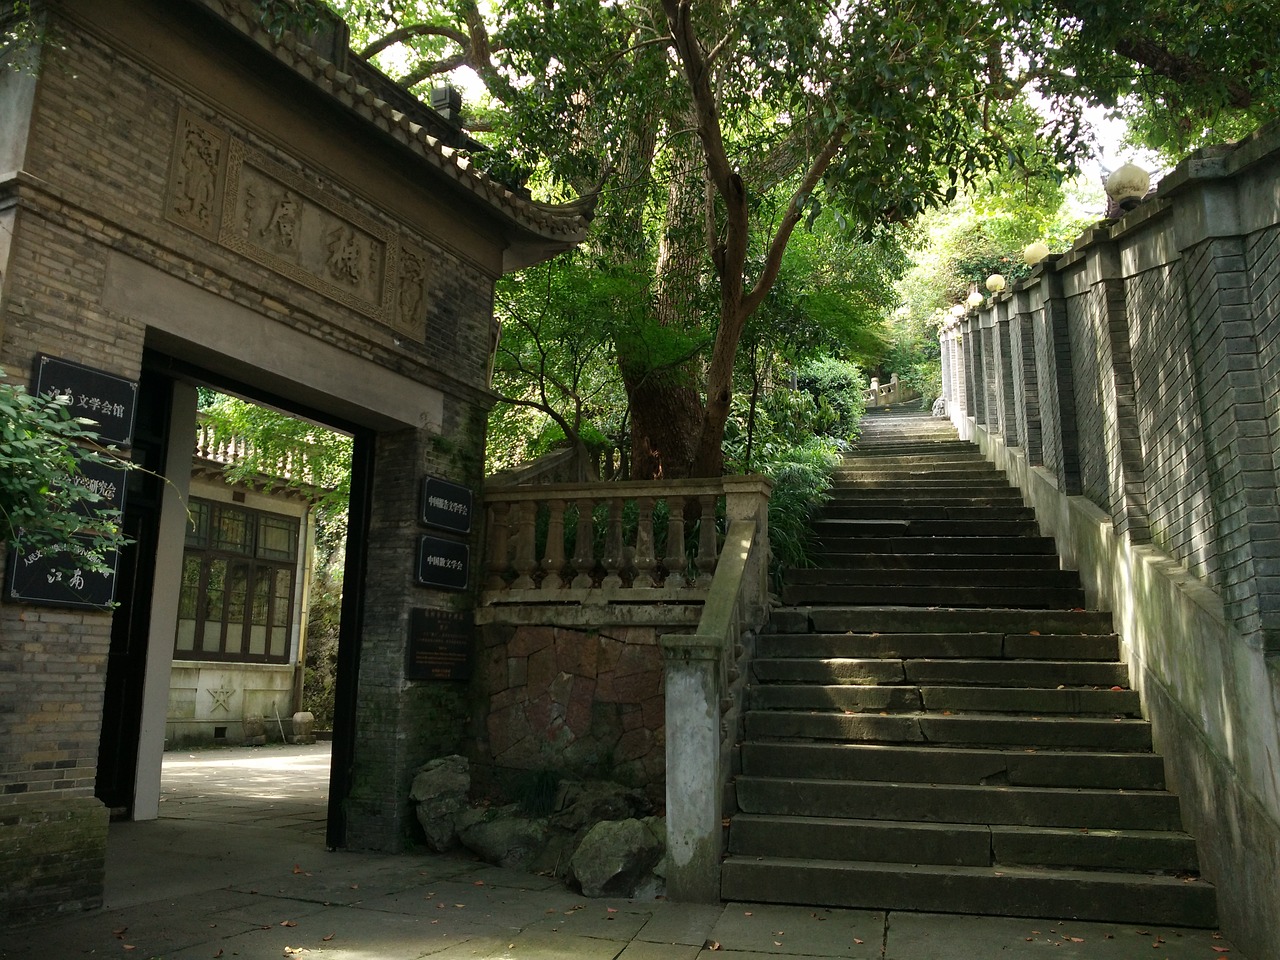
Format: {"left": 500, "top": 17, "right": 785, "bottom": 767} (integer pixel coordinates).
{"left": 360, "top": 22, "right": 468, "bottom": 60}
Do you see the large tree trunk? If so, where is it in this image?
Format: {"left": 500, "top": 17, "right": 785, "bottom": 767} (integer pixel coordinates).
{"left": 621, "top": 106, "right": 708, "bottom": 480}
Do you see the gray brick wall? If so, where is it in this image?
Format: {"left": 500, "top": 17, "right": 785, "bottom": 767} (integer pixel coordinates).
{"left": 1128, "top": 263, "right": 1219, "bottom": 585}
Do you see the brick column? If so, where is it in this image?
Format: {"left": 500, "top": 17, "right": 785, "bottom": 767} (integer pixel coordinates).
{"left": 1174, "top": 175, "right": 1280, "bottom": 650}
{"left": 1033, "top": 260, "right": 1083, "bottom": 494}
{"left": 1086, "top": 239, "right": 1151, "bottom": 542}
{"left": 962, "top": 314, "right": 979, "bottom": 427}
{"left": 993, "top": 298, "right": 1019, "bottom": 447}
{"left": 1012, "top": 286, "right": 1044, "bottom": 464}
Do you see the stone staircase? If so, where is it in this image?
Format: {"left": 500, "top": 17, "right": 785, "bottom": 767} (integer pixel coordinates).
{"left": 720, "top": 411, "right": 1217, "bottom": 926}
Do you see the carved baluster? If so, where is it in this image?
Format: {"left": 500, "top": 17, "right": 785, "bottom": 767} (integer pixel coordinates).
{"left": 633, "top": 496, "right": 657, "bottom": 588}
{"left": 694, "top": 494, "right": 718, "bottom": 586}
{"left": 486, "top": 501, "right": 511, "bottom": 590}
{"left": 663, "top": 495, "right": 687, "bottom": 588}
{"left": 510, "top": 500, "right": 538, "bottom": 589}
{"left": 571, "top": 497, "right": 596, "bottom": 589}
{"left": 601, "top": 496, "right": 626, "bottom": 588}
{"left": 542, "top": 499, "right": 567, "bottom": 589}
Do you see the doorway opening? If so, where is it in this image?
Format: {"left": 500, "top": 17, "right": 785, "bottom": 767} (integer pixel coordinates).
{"left": 94, "top": 353, "right": 373, "bottom": 854}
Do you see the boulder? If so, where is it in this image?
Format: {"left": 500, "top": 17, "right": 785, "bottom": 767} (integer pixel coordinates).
{"left": 551, "top": 780, "right": 651, "bottom": 832}
{"left": 411, "top": 755, "right": 471, "bottom": 851}
{"left": 569, "top": 817, "right": 665, "bottom": 898}
{"left": 458, "top": 805, "right": 550, "bottom": 869}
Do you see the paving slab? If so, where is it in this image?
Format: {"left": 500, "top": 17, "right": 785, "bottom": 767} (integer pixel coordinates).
{"left": 634, "top": 901, "right": 724, "bottom": 945}
{"left": 884, "top": 912, "right": 1235, "bottom": 960}
{"left": 708, "top": 903, "right": 885, "bottom": 957}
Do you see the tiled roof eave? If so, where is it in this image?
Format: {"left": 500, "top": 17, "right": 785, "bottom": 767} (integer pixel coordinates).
{"left": 183, "top": 0, "right": 593, "bottom": 248}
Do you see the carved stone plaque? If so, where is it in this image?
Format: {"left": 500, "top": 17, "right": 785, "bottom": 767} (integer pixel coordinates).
{"left": 222, "top": 141, "right": 396, "bottom": 322}
{"left": 166, "top": 108, "right": 228, "bottom": 241}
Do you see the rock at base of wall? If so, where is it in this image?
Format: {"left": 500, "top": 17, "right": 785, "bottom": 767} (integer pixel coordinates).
{"left": 411, "top": 754, "right": 471, "bottom": 851}
{"left": 569, "top": 817, "right": 665, "bottom": 898}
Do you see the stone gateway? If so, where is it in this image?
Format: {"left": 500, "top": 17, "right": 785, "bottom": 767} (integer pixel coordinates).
{"left": 0, "top": 0, "right": 589, "bottom": 924}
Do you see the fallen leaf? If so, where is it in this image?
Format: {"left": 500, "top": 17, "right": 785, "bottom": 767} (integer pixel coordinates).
{"left": 292, "top": 864, "right": 305, "bottom": 874}
{"left": 112, "top": 927, "right": 128, "bottom": 938}
{"left": 215, "top": 950, "right": 224, "bottom": 958}
{"left": 607, "top": 907, "right": 618, "bottom": 914}
{"left": 321, "top": 934, "right": 334, "bottom": 942}
{"left": 1029, "top": 630, "right": 1041, "bottom": 636}
{"left": 1211, "top": 948, "right": 1230, "bottom": 954}
{"left": 705, "top": 940, "right": 722, "bottom": 951}
{"left": 1065, "top": 936, "right": 1084, "bottom": 943}
{"left": 473, "top": 880, "right": 485, "bottom": 886}
{"left": 454, "top": 903, "right": 466, "bottom": 908}
{"left": 855, "top": 938, "right": 865, "bottom": 944}
{"left": 281, "top": 920, "right": 298, "bottom": 928}
{"left": 744, "top": 911, "right": 753, "bottom": 916}
{"left": 774, "top": 942, "right": 783, "bottom": 947}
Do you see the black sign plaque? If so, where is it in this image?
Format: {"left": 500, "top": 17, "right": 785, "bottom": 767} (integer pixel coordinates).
{"left": 419, "top": 476, "right": 473, "bottom": 534}
{"left": 415, "top": 536, "right": 469, "bottom": 591}
{"left": 406, "top": 607, "right": 473, "bottom": 680}
{"left": 68, "top": 455, "right": 130, "bottom": 518}
{"left": 6, "top": 534, "right": 120, "bottom": 609}
{"left": 34, "top": 354, "right": 139, "bottom": 447}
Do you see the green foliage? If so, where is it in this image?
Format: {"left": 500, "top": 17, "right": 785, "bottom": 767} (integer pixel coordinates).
{"left": 0, "top": 371, "right": 131, "bottom": 575}
{"left": 488, "top": 256, "right": 644, "bottom": 473}
{"left": 758, "top": 437, "right": 841, "bottom": 579}
{"left": 796, "top": 357, "right": 867, "bottom": 443}
{"left": 197, "top": 391, "right": 352, "bottom": 520}
{"left": 301, "top": 561, "right": 342, "bottom": 729}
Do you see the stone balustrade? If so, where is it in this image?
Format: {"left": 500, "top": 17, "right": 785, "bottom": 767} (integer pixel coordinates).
{"left": 481, "top": 475, "right": 771, "bottom": 611}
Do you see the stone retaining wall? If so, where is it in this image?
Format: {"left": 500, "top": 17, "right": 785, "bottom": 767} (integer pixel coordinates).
{"left": 941, "top": 124, "right": 1280, "bottom": 958}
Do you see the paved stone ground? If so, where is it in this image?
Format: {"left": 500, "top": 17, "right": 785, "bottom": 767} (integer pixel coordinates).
{"left": 1, "top": 744, "right": 1246, "bottom": 959}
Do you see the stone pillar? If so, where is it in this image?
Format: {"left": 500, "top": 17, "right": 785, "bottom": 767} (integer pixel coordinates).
{"left": 721, "top": 475, "right": 773, "bottom": 629}
{"left": 660, "top": 634, "right": 723, "bottom": 902}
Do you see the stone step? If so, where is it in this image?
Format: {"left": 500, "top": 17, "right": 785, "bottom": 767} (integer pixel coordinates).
{"left": 791, "top": 607, "right": 1113, "bottom": 636}
{"left": 813, "top": 536, "right": 1058, "bottom": 555}
{"left": 834, "top": 466, "right": 1008, "bottom": 481}
{"left": 735, "top": 777, "right": 1184, "bottom": 830}
{"left": 748, "top": 683, "right": 1141, "bottom": 716}
{"left": 812, "top": 518, "right": 1043, "bottom": 537}
{"left": 781, "top": 584, "right": 1087, "bottom": 608}
{"left": 719, "top": 857, "right": 1217, "bottom": 926}
{"left": 785, "top": 568, "right": 1081, "bottom": 588}
{"left": 742, "top": 710, "right": 1153, "bottom": 750}
{"left": 755, "top": 631, "right": 1121, "bottom": 662}
{"left": 738, "top": 742, "right": 1165, "bottom": 789}
{"left": 807, "top": 552, "right": 1063, "bottom": 570}
{"left": 824, "top": 491, "right": 1026, "bottom": 505}
{"left": 837, "top": 453, "right": 988, "bottom": 468}
{"left": 727, "top": 816, "right": 1201, "bottom": 872}
{"left": 818, "top": 504, "right": 1037, "bottom": 521}
{"left": 752, "top": 657, "right": 1128, "bottom": 688}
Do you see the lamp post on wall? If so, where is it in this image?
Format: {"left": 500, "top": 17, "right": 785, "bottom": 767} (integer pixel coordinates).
{"left": 1105, "top": 162, "right": 1151, "bottom": 213}
{"left": 1023, "top": 241, "right": 1050, "bottom": 266}
{"left": 985, "top": 274, "right": 1006, "bottom": 296}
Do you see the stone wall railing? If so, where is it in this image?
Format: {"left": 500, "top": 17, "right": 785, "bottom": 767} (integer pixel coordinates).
{"left": 864, "top": 372, "right": 920, "bottom": 408}
{"left": 481, "top": 475, "right": 771, "bottom": 614}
